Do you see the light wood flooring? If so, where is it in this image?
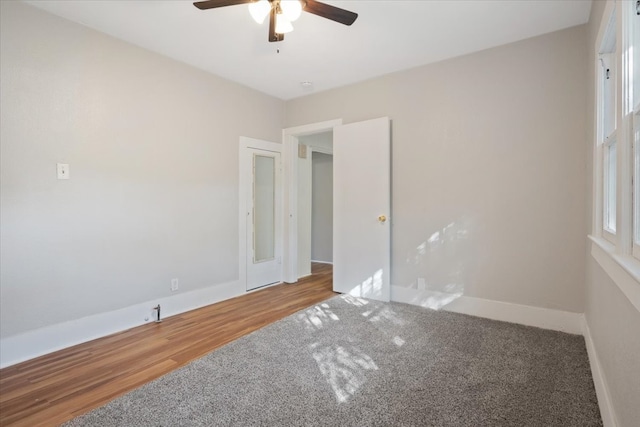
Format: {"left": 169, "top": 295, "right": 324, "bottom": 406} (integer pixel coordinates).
{"left": 0, "top": 263, "right": 335, "bottom": 426}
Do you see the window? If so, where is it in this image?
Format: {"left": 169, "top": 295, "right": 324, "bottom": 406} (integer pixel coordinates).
{"left": 605, "top": 137, "right": 617, "bottom": 233}
{"left": 591, "top": 0, "right": 640, "bottom": 334}
{"left": 633, "top": 1, "right": 640, "bottom": 107}
{"left": 634, "top": 109, "right": 640, "bottom": 250}
{"left": 632, "top": 1, "right": 640, "bottom": 256}
{"left": 594, "top": 1, "right": 638, "bottom": 253}
{"left": 599, "top": 12, "right": 617, "bottom": 241}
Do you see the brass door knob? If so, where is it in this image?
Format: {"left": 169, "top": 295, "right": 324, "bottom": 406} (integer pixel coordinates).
{"left": 378, "top": 215, "right": 387, "bottom": 223}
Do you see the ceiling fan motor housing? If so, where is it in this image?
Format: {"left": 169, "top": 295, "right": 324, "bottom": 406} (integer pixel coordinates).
{"left": 194, "top": 0, "right": 358, "bottom": 42}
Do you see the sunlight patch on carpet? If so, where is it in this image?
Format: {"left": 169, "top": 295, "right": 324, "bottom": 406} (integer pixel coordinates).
{"left": 296, "top": 303, "right": 340, "bottom": 330}
{"left": 310, "top": 342, "right": 379, "bottom": 403}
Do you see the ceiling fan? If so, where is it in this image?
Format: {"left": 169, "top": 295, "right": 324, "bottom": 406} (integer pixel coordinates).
{"left": 193, "top": 0, "right": 358, "bottom": 42}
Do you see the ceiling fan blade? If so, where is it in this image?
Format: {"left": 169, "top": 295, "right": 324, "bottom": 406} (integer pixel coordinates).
{"left": 193, "top": 0, "right": 252, "bottom": 10}
{"left": 268, "top": 7, "right": 284, "bottom": 42}
{"left": 303, "top": 0, "right": 358, "bottom": 26}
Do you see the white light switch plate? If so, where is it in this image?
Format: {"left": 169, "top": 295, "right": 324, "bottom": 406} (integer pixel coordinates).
{"left": 57, "top": 163, "right": 69, "bottom": 180}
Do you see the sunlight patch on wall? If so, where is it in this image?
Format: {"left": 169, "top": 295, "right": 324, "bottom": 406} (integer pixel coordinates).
{"left": 372, "top": 269, "right": 383, "bottom": 294}
{"left": 410, "top": 290, "right": 462, "bottom": 310}
{"left": 427, "top": 232, "right": 439, "bottom": 244}
{"left": 403, "top": 218, "right": 474, "bottom": 299}
{"left": 340, "top": 269, "right": 385, "bottom": 299}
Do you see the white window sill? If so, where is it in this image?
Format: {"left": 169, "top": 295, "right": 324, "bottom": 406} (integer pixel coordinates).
{"left": 589, "top": 235, "right": 640, "bottom": 313}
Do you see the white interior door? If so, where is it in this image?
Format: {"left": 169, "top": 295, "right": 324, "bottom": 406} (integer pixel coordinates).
{"left": 240, "top": 138, "right": 283, "bottom": 291}
{"left": 333, "top": 117, "right": 391, "bottom": 302}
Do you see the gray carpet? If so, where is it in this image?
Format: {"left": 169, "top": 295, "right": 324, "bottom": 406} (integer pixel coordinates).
{"left": 63, "top": 295, "right": 602, "bottom": 426}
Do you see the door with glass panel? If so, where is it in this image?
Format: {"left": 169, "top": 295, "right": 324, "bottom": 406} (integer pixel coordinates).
{"left": 246, "top": 147, "right": 282, "bottom": 291}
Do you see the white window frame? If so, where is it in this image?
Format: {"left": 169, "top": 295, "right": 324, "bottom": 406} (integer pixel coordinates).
{"left": 603, "top": 135, "right": 617, "bottom": 241}
{"left": 630, "top": 0, "right": 640, "bottom": 258}
{"left": 597, "top": 10, "right": 619, "bottom": 244}
{"left": 632, "top": 106, "right": 640, "bottom": 257}
{"left": 591, "top": 1, "right": 640, "bottom": 317}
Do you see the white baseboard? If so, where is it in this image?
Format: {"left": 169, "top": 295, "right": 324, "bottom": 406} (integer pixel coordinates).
{"left": 310, "top": 260, "right": 333, "bottom": 265}
{"left": 0, "top": 280, "right": 241, "bottom": 369}
{"left": 582, "top": 318, "right": 618, "bottom": 427}
{"left": 391, "top": 286, "right": 583, "bottom": 334}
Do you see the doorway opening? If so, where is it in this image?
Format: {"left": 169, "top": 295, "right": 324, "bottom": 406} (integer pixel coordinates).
{"left": 282, "top": 119, "right": 342, "bottom": 283}
{"left": 296, "top": 132, "right": 334, "bottom": 279}
{"left": 282, "top": 117, "right": 391, "bottom": 302}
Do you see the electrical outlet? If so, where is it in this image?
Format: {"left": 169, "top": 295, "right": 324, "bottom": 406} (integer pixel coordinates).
{"left": 171, "top": 278, "right": 179, "bottom": 292}
{"left": 417, "top": 277, "right": 426, "bottom": 291}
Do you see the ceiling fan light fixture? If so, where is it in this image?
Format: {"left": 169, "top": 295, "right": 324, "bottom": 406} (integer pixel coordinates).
{"left": 193, "top": 0, "right": 358, "bottom": 43}
{"left": 280, "top": 0, "right": 303, "bottom": 22}
{"left": 275, "top": 12, "right": 294, "bottom": 34}
{"left": 249, "top": 0, "right": 271, "bottom": 24}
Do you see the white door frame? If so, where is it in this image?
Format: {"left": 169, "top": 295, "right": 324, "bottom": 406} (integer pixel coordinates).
{"left": 239, "top": 136, "right": 283, "bottom": 291}
{"left": 282, "top": 119, "right": 342, "bottom": 283}
{"left": 310, "top": 146, "right": 333, "bottom": 156}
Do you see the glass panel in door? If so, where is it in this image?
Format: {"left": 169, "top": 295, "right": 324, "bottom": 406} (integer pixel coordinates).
{"left": 253, "top": 154, "right": 275, "bottom": 263}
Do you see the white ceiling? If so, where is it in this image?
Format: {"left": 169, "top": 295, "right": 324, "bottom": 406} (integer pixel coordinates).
{"left": 25, "top": 0, "right": 592, "bottom": 100}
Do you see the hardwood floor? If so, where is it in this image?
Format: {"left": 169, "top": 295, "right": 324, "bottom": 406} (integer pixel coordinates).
{"left": 0, "top": 263, "right": 335, "bottom": 427}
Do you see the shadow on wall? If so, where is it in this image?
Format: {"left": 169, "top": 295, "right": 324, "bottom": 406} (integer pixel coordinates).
{"left": 403, "top": 219, "right": 476, "bottom": 310}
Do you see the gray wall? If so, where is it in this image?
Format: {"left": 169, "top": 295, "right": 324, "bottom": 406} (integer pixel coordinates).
{"left": 286, "top": 25, "right": 588, "bottom": 313}
{"left": 311, "top": 152, "right": 333, "bottom": 263}
{"left": 584, "top": 1, "right": 640, "bottom": 426}
{"left": 0, "top": 1, "right": 284, "bottom": 339}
